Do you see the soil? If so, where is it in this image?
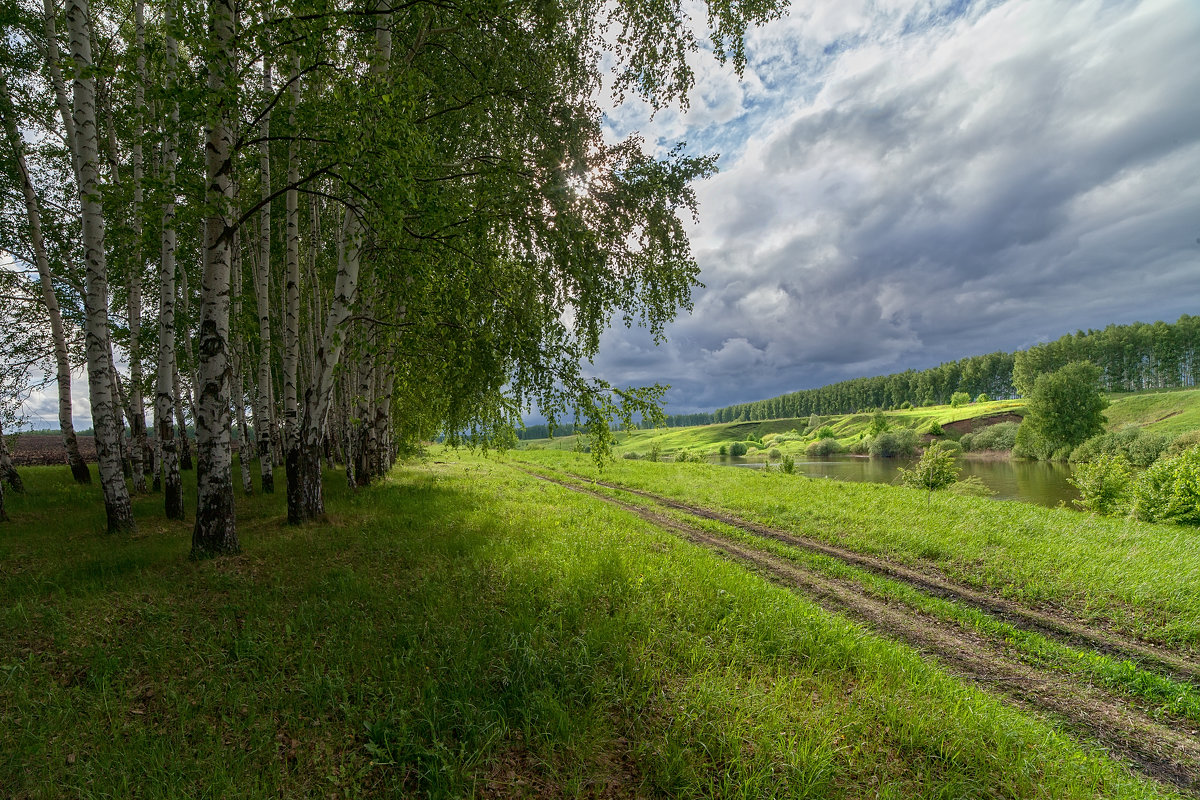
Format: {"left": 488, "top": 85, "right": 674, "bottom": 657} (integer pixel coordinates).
{"left": 8, "top": 434, "right": 97, "bottom": 466}
{"left": 518, "top": 464, "right": 1200, "bottom": 795}
{"left": 940, "top": 412, "right": 1023, "bottom": 435}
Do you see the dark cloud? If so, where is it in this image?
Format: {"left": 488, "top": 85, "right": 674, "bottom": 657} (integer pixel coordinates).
{"left": 585, "top": 0, "right": 1200, "bottom": 415}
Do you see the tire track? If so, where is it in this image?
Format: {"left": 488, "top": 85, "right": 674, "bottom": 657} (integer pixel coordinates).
{"left": 519, "top": 465, "right": 1200, "bottom": 795}
{"left": 529, "top": 466, "right": 1200, "bottom": 685}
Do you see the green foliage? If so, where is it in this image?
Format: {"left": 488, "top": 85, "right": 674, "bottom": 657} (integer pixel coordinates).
{"left": 926, "top": 421, "right": 944, "bottom": 436}
{"left": 648, "top": 443, "right": 663, "bottom": 462}
{"left": 1167, "top": 430, "right": 1200, "bottom": 456}
{"left": 805, "top": 438, "right": 843, "bottom": 457}
{"left": 768, "top": 448, "right": 781, "bottom": 461}
{"left": 848, "top": 438, "right": 870, "bottom": 455}
{"left": 780, "top": 454, "right": 795, "bottom": 474}
{"left": 1131, "top": 446, "right": 1200, "bottom": 525}
{"left": 718, "top": 444, "right": 727, "bottom": 456}
{"left": 728, "top": 441, "right": 748, "bottom": 457}
{"left": 1070, "top": 429, "right": 1173, "bottom": 468}
{"left": 868, "top": 429, "right": 920, "bottom": 458}
{"left": 1069, "top": 454, "right": 1133, "bottom": 516}
{"left": 868, "top": 411, "right": 890, "bottom": 436}
{"left": 964, "top": 422, "right": 1020, "bottom": 452}
{"left": 1019, "top": 362, "right": 1107, "bottom": 458}
{"left": 814, "top": 425, "right": 837, "bottom": 440}
{"left": 976, "top": 393, "right": 991, "bottom": 403}
{"left": 899, "top": 401, "right": 913, "bottom": 410}
{"left": 950, "top": 392, "right": 971, "bottom": 408}
{"left": 897, "top": 441, "right": 960, "bottom": 493}
{"left": 623, "top": 451, "right": 643, "bottom": 460}
{"left": 947, "top": 475, "right": 996, "bottom": 498}
{"left": 675, "top": 450, "right": 704, "bottom": 463}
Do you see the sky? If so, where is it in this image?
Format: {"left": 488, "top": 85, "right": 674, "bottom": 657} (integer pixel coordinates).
{"left": 12, "top": 0, "right": 1200, "bottom": 430}
{"left": 588, "top": 0, "right": 1200, "bottom": 416}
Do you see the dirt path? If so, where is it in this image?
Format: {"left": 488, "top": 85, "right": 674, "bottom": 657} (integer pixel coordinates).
{"left": 516, "top": 464, "right": 1200, "bottom": 795}
{"left": 536, "top": 468, "right": 1200, "bottom": 684}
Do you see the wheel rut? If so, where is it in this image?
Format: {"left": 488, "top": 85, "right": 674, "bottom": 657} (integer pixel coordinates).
{"left": 541, "top": 468, "right": 1200, "bottom": 685}
{"left": 517, "top": 465, "right": 1200, "bottom": 795}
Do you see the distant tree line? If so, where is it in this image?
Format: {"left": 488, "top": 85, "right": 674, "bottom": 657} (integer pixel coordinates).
{"left": 629, "top": 315, "right": 1200, "bottom": 430}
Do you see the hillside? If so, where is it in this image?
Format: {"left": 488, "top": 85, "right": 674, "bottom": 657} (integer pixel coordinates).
{"left": 519, "top": 388, "right": 1200, "bottom": 457}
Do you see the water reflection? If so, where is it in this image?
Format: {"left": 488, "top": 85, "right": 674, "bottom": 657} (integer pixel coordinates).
{"left": 707, "top": 454, "right": 1079, "bottom": 509}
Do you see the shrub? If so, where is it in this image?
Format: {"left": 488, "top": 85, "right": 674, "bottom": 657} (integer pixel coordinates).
{"left": 768, "top": 448, "right": 781, "bottom": 461}
{"left": 868, "top": 411, "right": 889, "bottom": 436}
{"left": 950, "top": 392, "right": 971, "bottom": 408}
{"left": 622, "top": 451, "right": 642, "bottom": 460}
{"left": 814, "top": 425, "right": 837, "bottom": 440}
{"left": 781, "top": 454, "right": 796, "bottom": 474}
{"left": 1013, "top": 421, "right": 1054, "bottom": 460}
{"left": 975, "top": 393, "right": 991, "bottom": 403}
{"left": 806, "top": 438, "right": 843, "bottom": 457}
{"left": 728, "top": 441, "right": 748, "bottom": 457}
{"left": 936, "top": 439, "right": 963, "bottom": 456}
{"left": 1069, "top": 454, "right": 1132, "bottom": 516}
{"left": 1131, "top": 446, "right": 1200, "bottom": 525}
{"left": 869, "top": 429, "right": 920, "bottom": 458}
{"left": 1070, "top": 429, "right": 1171, "bottom": 468}
{"left": 970, "top": 422, "right": 1020, "bottom": 452}
{"left": 805, "top": 414, "right": 823, "bottom": 434}
{"left": 675, "top": 450, "right": 704, "bottom": 463}
{"left": 1167, "top": 430, "right": 1200, "bottom": 457}
{"left": 926, "top": 421, "right": 944, "bottom": 436}
{"left": 958, "top": 433, "right": 975, "bottom": 451}
{"left": 848, "top": 438, "right": 870, "bottom": 455}
{"left": 899, "top": 401, "right": 913, "bottom": 410}
{"left": 648, "top": 443, "right": 662, "bottom": 462}
{"left": 718, "top": 444, "right": 727, "bottom": 456}
{"left": 898, "top": 440, "right": 960, "bottom": 494}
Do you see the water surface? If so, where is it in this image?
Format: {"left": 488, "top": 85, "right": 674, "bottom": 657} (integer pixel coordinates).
{"left": 707, "top": 454, "right": 1078, "bottom": 509}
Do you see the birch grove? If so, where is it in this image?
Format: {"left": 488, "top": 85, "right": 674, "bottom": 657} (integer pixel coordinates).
{"left": 1, "top": 0, "right": 777, "bottom": 553}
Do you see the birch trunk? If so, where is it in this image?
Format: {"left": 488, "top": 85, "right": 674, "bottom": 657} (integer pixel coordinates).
{"left": 253, "top": 59, "right": 275, "bottom": 493}
{"left": 0, "top": 80, "right": 90, "bottom": 484}
{"left": 232, "top": 230, "right": 253, "bottom": 495}
{"left": 157, "top": 3, "right": 183, "bottom": 518}
{"left": 0, "top": 428, "right": 23, "bottom": 494}
{"left": 282, "top": 55, "right": 301, "bottom": 464}
{"left": 174, "top": 367, "right": 193, "bottom": 470}
{"left": 125, "top": 0, "right": 149, "bottom": 493}
{"left": 67, "top": 0, "right": 134, "bottom": 532}
{"left": 191, "top": 0, "right": 239, "bottom": 557}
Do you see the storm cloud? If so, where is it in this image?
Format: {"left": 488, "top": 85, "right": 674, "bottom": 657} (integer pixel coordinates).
{"left": 591, "top": 0, "right": 1200, "bottom": 415}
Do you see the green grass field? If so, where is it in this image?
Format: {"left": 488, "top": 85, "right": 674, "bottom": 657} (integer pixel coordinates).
{"left": 0, "top": 456, "right": 1185, "bottom": 798}
{"left": 512, "top": 449, "right": 1200, "bottom": 650}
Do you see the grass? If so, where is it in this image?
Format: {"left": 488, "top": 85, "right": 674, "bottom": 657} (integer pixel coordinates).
{"left": 512, "top": 450, "right": 1200, "bottom": 651}
{"left": 1104, "top": 388, "right": 1200, "bottom": 435}
{"left": 0, "top": 455, "right": 1183, "bottom": 798}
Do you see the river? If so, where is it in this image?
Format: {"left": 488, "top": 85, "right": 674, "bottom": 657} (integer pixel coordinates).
{"left": 707, "top": 453, "right": 1079, "bottom": 509}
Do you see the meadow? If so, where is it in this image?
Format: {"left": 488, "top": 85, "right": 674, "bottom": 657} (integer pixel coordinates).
{"left": 1, "top": 455, "right": 1191, "bottom": 798}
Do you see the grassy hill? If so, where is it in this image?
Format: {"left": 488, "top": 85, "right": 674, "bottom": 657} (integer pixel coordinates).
{"left": 519, "top": 388, "right": 1200, "bottom": 458}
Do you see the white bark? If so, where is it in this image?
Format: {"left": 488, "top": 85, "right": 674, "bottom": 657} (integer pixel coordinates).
{"left": 253, "top": 58, "right": 275, "bottom": 492}
{"left": 67, "top": 0, "right": 134, "bottom": 532}
{"left": 157, "top": 3, "right": 183, "bottom": 518}
{"left": 191, "top": 0, "right": 239, "bottom": 557}
{"left": 282, "top": 55, "right": 301, "bottom": 456}
{"left": 126, "top": 0, "right": 149, "bottom": 492}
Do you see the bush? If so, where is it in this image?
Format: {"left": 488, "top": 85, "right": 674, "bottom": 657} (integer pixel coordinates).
{"left": 1070, "top": 429, "right": 1171, "bottom": 468}
{"left": 768, "top": 448, "right": 781, "bottom": 461}
{"left": 718, "top": 444, "right": 727, "bottom": 456}
{"left": 898, "top": 440, "right": 961, "bottom": 494}
{"left": 1131, "top": 446, "right": 1200, "bottom": 525}
{"left": 648, "top": 443, "right": 662, "bottom": 462}
{"left": 675, "top": 450, "right": 704, "bottom": 463}
{"left": 1069, "top": 454, "right": 1132, "bottom": 516}
{"left": 926, "top": 421, "right": 944, "bottom": 436}
{"left": 950, "top": 392, "right": 971, "bottom": 408}
{"left": 868, "top": 411, "right": 890, "bottom": 436}
{"left": 936, "top": 439, "right": 963, "bottom": 456}
{"left": 804, "top": 414, "right": 823, "bottom": 434}
{"left": 899, "top": 401, "right": 913, "bottom": 410}
{"left": 848, "top": 438, "right": 870, "bottom": 455}
{"left": 806, "top": 438, "right": 843, "bottom": 457}
{"left": 1167, "top": 430, "right": 1200, "bottom": 457}
{"left": 1013, "top": 421, "right": 1054, "bottom": 460}
{"left": 975, "top": 393, "right": 991, "bottom": 403}
{"left": 781, "top": 454, "right": 796, "bottom": 474}
{"left": 622, "top": 451, "right": 642, "bottom": 460}
{"left": 970, "top": 421, "right": 1020, "bottom": 452}
{"left": 814, "top": 425, "right": 837, "bottom": 440}
{"left": 958, "top": 433, "right": 975, "bottom": 451}
{"left": 728, "top": 441, "right": 748, "bottom": 457}
{"left": 869, "top": 429, "right": 920, "bottom": 458}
